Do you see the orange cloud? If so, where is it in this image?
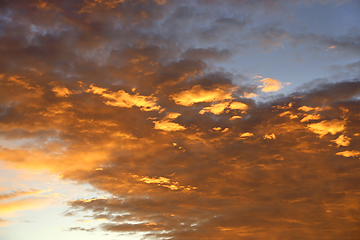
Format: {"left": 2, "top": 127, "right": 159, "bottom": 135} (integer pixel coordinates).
{"left": 153, "top": 121, "right": 186, "bottom": 132}
{"left": 239, "top": 132, "right": 254, "bottom": 138}
{"left": 0, "top": 189, "right": 44, "bottom": 200}
{"left": 259, "top": 78, "right": 288, "bottom": 92}
{"left": 263, "top": 133, "right": 276, "bottom": 139}
{"left": 331, "top": 135, "right": 351, "bottom": 147}
{"left": 298, "top": 106, "right": 323, "bottom": 112}
{"left": 0, "top": 198, "right": 49, "bottom": 216}
{"left": 172, "top": 85, "right": 233, "bottom": 106}
{"left": 228, "top": 102, "right": 249, "bottom": 111}
{"left": 230, "top": 116, "right": 242, "bottom": 120}
{"left": 51, "top": 86, "right": 73, "bottom": 97}
{"left": 336, "top": 150, "right": 360, "bottom": 158}
{"left": 133, "top": 175, "right": 197, "bottom": 191}
{"left": 243, "top": 92, "right": 258, "bottom": 98}
{"left": 199, "top": 102, "right": 229, "bottom": 115}
{"left": 300, "top": 114, "right": 321, "bottom": 122}
{"left": 307, "top": 119, "right": 346, "bottom": 138}
{"left": 87, "top": 84, "right": 161, "bottom": 111}
{"left": 279, "top": 111, "right": 298, "bottom": 119}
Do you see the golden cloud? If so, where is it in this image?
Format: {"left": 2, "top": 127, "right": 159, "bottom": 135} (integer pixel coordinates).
{"left": 172, "top": 85, "right": 233, "bottom": 106}
{"left": 307, "top": 119, "right": 346, "bottom": 138}
{"left": 331, "top": 134, "right": 351, "bottom": 147}
{"left": 51, "top": 86, "right": 73, "bottom": 97}
{"left": 87, "top": 84, "right": 161, "bottom": 111}
{"left": 153, "top": 120, "right": 186, "bottom": 132}
{"left": 259, "top": 78, "right": 288, "bottom": 92}
{"left": 199, "top": 102, "right": 229, "bottom": 115}
{"left": 335, "top": 150, "right": 360, "bottom": 158}
{"left": 300, "top": 114, "right": 321, "bottom": 122}
{"left": 0, "top": 198, "right": 49, "bottom": 216}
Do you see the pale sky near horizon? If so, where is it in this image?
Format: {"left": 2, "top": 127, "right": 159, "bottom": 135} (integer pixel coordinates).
{"left": 1, "top": 0, "right": 360, "bottom": 239}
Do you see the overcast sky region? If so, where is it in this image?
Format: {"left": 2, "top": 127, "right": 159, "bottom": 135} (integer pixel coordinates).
{"left": 1, "top": 0, "right": 360, "bottom": 239}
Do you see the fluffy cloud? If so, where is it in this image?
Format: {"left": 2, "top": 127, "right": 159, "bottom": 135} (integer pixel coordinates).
{"left": 336, "top": 150, "right": 360, "bottom": 158}
{"left": 259, "top": 78, "right": 289, "bottom": 92}
{"left": 307, "top": 119, "right": 346, "bottom": 138}
{"left": 331, "top": 134, "right": 351, "bottom": 147}
{"left": 87, "top": 84, "right": 161, "bottom": 111}
{"left": 172, "top": 85, "right": 233, "bottom": 106}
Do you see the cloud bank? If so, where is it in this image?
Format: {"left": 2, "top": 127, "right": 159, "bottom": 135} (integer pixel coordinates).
{"left": 1, "top": 0, "right": 360, "bottom": 239}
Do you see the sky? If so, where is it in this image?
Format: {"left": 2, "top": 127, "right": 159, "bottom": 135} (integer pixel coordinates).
{"left": 0, "top": 0, "right": 360, "bottom": 239}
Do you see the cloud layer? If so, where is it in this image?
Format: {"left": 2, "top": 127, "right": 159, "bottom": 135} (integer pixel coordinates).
{"left": 1, "top": 0, "right": 360, "bottom": 239}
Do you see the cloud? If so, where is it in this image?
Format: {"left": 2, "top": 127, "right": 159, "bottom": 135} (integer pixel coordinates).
{"left": 153, "top": 121, "right": 186, "bottom": 132}
{"left": 336, "top": 150, "right": 360, "bottom": 158}
{"left": 300, "top": 114, "right": 321, "bottom": 122}
{"left": 199, "top": 102, "right": 229, "bottom": 115}
{"left": 51, "top": 86, "right": 73, "bottom": 97}
{"left": 326, "top": 45, "right": 336, "bottom": 51}
{"left": 0, "top": 198, "right": 49, "bottom": 216}
{"left": 1, "top": 0, "right": 360, "bottom": 239}
{"left": 298, "top": 106, "right": 323, "bottom": 112}
{"left": 264, "top": 133, "right": 276, "bottom": 139}
{"left": 133, "top": 175, "right": 197, "bottom": 191}
{"left": 239, "top": 132, "right": 254, "bottom": 138}
{"left": 331, "top": 134, "right": 351, "bottom": 147}
{"left": 307, "top": 119, "right": 346, "bottom": 138}
{"left": 171, "top": 85, "right": 233, "bottom": 106}
{"left": 67, "top": 227, "right": 96, "bottom": 232}
{"left": 259, "top": 78, "right": 289, "bottom": 92}
{"left": 243, "top": 92, "right": 258, "bottom": 98}
{"left": 87, "top": 84, "right": 161, "bottom": 111}
{"left": 229, "top": 101, "right": 249, "bottom": 110}
{"left": 153, "top": 112, "right": 186, "bottom": 131}
{"left": 0, "top": 189, "right": 43, "bottom": 200}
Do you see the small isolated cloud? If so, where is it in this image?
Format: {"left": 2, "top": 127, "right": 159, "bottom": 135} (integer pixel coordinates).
{"left": 300, "top": 114, "right": 321, "bottom": 122}
{"left": 336, "top": 150, "right": 360, "bottom": 158}
{"left": 331, "top": 135, "right": 351, "bottom": 147}
{"left": 172, "top": 85, "right": 233, "bottom": 106}
{"left": 298, "top": 106, "right": 323, "bottom": 112}
{"left": 51, "top": 86, "right": 73, "bottom": 97}
{"left": 199, "top": 102, "right": 229, "bottom": 115}
{"left": 134, "top": 175, "right": 196, "bottom": 191}
{"left": 243, "top": 92, "right": 258, "bottom": 98}
{"left": 279, "top": 111, "right": 298, "bottom": 119}
{"left": 264, "top": 133, "right": 276, "bottom": 139}
{"left": 67, "top": 227, "right": 96, "bottom": 232}
{"left": 230, "top": 116, "right": 242, "bottom": 120}
{"left": 199, "top": 101, "right": 248, "bottom": 115}
{"left": 307, "top": 119, "right": 346, "bottom": 138}
{"left": 87, "top": 84, "right": 161, "bottom": 111}
{"left": 153, "top": 112, "right": 185, "bottom": 131}
{"left": 228, "top": 102, "right": 249, "bottom": 111}
{"left": 252, "top": 75, "right": 263, "bottom": 79}
{"left": 239, "top": 132, "right": 254, "bottom": 139}
{"left": 164, "top": 112, "right": 181, "bottom": 119}
{"left": 259, "top": 78, "right": 289, "bottom": 92}
{"left": 326, "top": 46, "right": 336, "bottom": 51}
{"left": 153, "top": 120, "right": 186, "bottom": 132}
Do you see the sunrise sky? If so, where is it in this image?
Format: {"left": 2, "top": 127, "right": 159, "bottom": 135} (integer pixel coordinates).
{"left": 1, "top": 0, "right": 360, "bottom": 239}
